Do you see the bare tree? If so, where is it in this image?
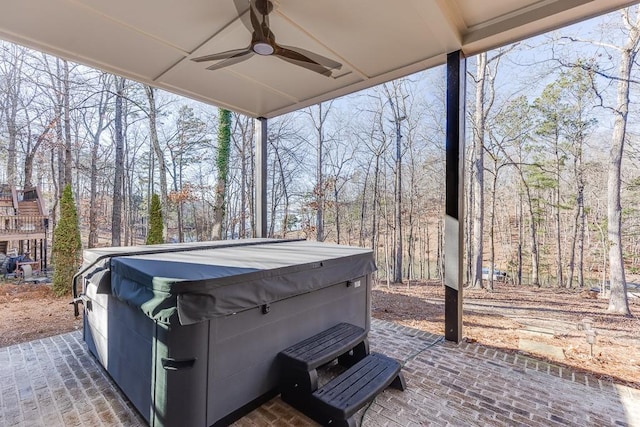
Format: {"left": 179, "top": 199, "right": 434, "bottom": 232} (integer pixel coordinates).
{"left": 0, "top": 44, "right": 27, "bottom": 186}
{"left": 606, "top": 8, "right": 639, "bottom": 315}
{"left": 109, "top": 77, "right": 126, "bottom": 245}
{"left": 382, "top": 81, "right": 410, "bottom": 284}
{"left": 469, "top": 52, "right": 489, "bottom": 289}
{"left": 144, "top": 86, "right": 169, "bottom": 237}
{"left": 305, "top": 101, "right": 335, "bottom": 242}
{"left": 231, "top": 113, "right": 254, "bottom": 238}
{"left": 468, "top": 48, "right": 510, "bottom": 290}
{"left": 84, "top": 73, "right": 112, "bottom": 248}
{"left": 62, "top": 60, "right": 73, "bottom": 187}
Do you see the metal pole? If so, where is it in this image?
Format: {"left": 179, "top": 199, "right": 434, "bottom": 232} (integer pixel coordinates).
{"left": 255, "top": 117, "right": 268, "bottom": 238}
{"left": 444, "top": 50, "right": 466, "bottom": 343}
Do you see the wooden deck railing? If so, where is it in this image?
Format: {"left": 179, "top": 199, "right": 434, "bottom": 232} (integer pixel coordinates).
{"left": 0, "top": 190, "right": 12, "bottom": 200}
{"left": 0, "top": 215, "right": 47, "bottom": 235}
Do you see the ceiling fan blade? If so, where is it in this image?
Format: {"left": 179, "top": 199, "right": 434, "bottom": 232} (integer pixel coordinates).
{"left": 249, "top": 0, "right": 266, "bottom": 38}
{"left": 275, "top": 47, "right": 333, "bottom": 76}
{"left": 192, "top": 48, "right": 251, "bottom": 63}
{"left": 232, "top": 1, "right": 270, "bottom": 38}
{"left": 232, "top": 0, "right": 253, "bottom": 34}
{"left": 279, "top": 45, "right": 342, "bottom": 70}
{"left": 275, "top": 53, "right": 332, "bottom": 77}
{"left": 205, "top": 51, "right": 254, "bottom": 71}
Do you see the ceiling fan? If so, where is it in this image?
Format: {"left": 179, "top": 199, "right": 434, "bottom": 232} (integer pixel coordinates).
{"left": 192, "top": 0, "right": 342, "bottom": 77}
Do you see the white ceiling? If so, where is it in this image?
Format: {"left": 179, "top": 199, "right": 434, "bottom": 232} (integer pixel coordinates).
{"left": 0, "top": 0, "right": 636, "bottom": 118}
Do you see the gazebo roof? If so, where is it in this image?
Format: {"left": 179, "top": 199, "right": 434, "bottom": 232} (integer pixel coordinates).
{"left": 0, "top": 0, "right": 635, "bottom": 118}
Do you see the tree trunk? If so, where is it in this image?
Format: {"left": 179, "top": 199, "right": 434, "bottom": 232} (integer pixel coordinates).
{"left": 577, "top": 185, "right": 585, "bottom": 287}
{"left": 249, "top": 125, "right": 256, "bottom": 237}
{"left": 238, "top": 115, "right": 250, "bottom": 238}
{"left": 240, "top": 136, "right": 247, "bottom": 238}
{"left": 53, "top": 59, "right": 65, "bottom": 201}
{"left": 393, "top": 117, "right": 403, "bottom": 283}
{"left": 63, "top": 60, "right": 73, "bottom": 186}
{"left": 465, "top": 148, "right": 474, "bottom": 286}
{"left": 471, "top": 52, "right": 488, "bottom": 289}
{"left": 567, "top": 151, "right": 585, "bottom": 288}
{"left": 384, "top": 82, "right": 407, "bottom": 285}
{"left": 88, "top": 137, "right": 100, "bottom": 248}
{"left": 607, "top": 9, "right": 638, "bottom": 315}
{"left": 272, "top": 143, "right": 290, "bottom": 238}
{"left": 178, "top": 161, "right": 185, "bottom": 243}
{"left": 24, "top": 118, "right": 56, "bottom": 189}
{"left": 145, "top": 86, "right": 169, "bottom": 237}
{"left": 488, "top": 164, "right": 500, "bottom": 291}
{"left": 316, "top": 103, "right": 325, "bottom": 242}
{"left": 554, "top": 131, "right": 564, "bottom": 288}
{"left": 333, "top": 180, "right": 341, "bottom": 244}
{"left": 425, "top": 216, "right": 431, "bottom": 280}
{"left": 407, "top": 163, "right": 415, "bottom": 284}
{"left": 525, "top": 184, "right": 540, "bottom": 286}
{"left": 371, "top": 154, "right": 380, "bottom": 251}
{"left": 111, "top": 77, "right": 125, "bottom": 246}
{"left": 359, "top": 163, "right": 370, "bottom": 247}
{"left": 86, "top": 75, "right": 112, "bottom": 248}
{"left": 5, "top": 73, "right": 18, "bottom": 187}
{"left": 212, "top": 109, "right": 231, "bottom": 240}
{"left": 517, "top": 192, "right": 523, "bottom": 286}
{"left": 567, "top": 192, "right": 579, "bottom": 289}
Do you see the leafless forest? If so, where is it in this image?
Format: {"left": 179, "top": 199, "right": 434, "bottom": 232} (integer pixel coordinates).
{"left": 2, "top": 8, "right": 640, "bottom": 313}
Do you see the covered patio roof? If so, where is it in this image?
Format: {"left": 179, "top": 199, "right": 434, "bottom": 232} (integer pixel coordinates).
{"left": 0, "top": 0, "right": 636, "bottom": 119}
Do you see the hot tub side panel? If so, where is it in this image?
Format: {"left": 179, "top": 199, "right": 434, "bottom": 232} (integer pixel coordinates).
{"left": 83, "top": 289, "right": 155, "bottom": 422}
{"left": 206, "top": 275, "right": 371, "bottom": 426}
{"left": 152, "top": 321, "right": 209, "bottom": 427}
{"left": 84, "top": 282, "right": 209, "bottom": 427}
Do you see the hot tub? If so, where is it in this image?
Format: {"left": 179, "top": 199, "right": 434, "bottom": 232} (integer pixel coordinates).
{"left": 77, "top": 239, "right": 375, "bottom": 426}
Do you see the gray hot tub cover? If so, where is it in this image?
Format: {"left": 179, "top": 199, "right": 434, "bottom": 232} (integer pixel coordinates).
{"left": 83, "top": 239, "right": 375, "bottom": 325}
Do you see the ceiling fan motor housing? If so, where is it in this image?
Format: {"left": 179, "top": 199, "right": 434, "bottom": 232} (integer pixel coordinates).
{"left": 254, "top": 0, "right": 274, "bottom": 15}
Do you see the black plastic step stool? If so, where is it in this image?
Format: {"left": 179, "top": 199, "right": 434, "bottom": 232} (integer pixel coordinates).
{"left": 313, "top": 352, "right": 405, "bottom": 426}
{"left": 278, "top": 323, "right": 405, "bottom": 427}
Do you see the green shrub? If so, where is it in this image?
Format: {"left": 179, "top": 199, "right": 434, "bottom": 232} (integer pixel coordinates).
{"left": 146, "top": 193, "right": 164, "bottom": 245}
{"left": 52, "top": 184, "right": 82, "bottom": 297}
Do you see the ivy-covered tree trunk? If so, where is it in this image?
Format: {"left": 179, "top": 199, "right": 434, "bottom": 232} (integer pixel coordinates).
{"left": 212, "top": 109, "right": 231, "bottom": 240}
{"left": 52, "top": 184, "right": 82, "bottom": 296}
{"left": 146, "top": 193, "right": 164, "bottom": 245}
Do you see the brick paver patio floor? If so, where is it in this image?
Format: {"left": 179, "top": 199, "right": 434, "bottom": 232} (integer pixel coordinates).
{"left": 1, "top": 319, "right": 638, "bottom": 426}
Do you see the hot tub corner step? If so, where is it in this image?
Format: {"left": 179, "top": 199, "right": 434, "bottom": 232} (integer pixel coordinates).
{"left": 311, "top": 352, "right": 405, "bottom": 426}
{"left": 278, "top": 323, "right": 368, "bottom": 371}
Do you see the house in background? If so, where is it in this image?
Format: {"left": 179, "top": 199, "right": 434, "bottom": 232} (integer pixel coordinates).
{"left": 0, "top": 184, "right": 48, "bottom": 271}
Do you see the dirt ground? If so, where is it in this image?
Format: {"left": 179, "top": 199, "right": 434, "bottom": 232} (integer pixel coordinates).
{"left": 0, "top": 282, "right": 82, "bottom": 348}
{"left": 1, "top": 279, "right": 638, "bottom": 389}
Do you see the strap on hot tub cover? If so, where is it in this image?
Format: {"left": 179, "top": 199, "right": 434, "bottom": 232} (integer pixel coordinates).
{"left": 88, "top": 240, "right": 375, "bottom": 325}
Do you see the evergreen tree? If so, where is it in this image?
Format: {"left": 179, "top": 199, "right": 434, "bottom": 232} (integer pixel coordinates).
{"left": 52, "top": 184, "right": 82, "bottom": 297}
{"left": 146, "top": 193, "right": 164, "bottom": 244}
